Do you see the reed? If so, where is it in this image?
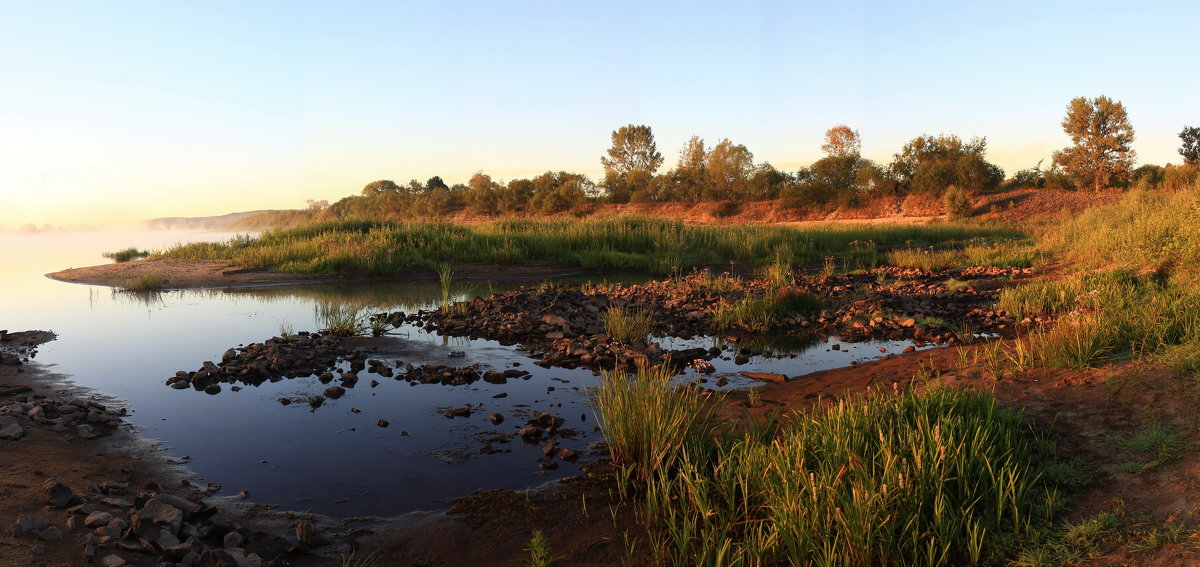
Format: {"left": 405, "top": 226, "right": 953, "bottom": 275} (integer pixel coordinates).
{"left": 602, "top": 305, "right": 655, "bottom": 343}
{"left": 315, "top": 301, "right": 368, "bottom": 336}
{"left": 103, "top": 247, "right": 151, "bottom": 263}
{"left": 597, "top": 381, "right": 1064, "bottom": 566}
{"left": 122, "top": 274, "right": 165, "bottom": 292}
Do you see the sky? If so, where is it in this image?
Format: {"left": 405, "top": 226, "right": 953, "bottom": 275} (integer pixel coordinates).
{"left": 1, "top": 0, "right": 1196, "bottom": 228}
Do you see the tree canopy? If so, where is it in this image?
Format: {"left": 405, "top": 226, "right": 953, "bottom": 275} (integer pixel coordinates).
{"left": 1052, "top": 96, "right": 1136, "bottom": 191}
{"left": 601, "top": 124, "right": 664, "bottom": 202}
{"left": 821, "top": 125, "right": 861, "bottom": 158}
{"left": 1180, "top": 126, "right": 1200, "bottom": 165}
{"left": 891, "top": 135, "right": 1002, "bottom": 195}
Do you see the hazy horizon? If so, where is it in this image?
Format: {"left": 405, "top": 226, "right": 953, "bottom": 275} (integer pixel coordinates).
{"left": 3, "top": 0, "right": 1197, "bottom": 229}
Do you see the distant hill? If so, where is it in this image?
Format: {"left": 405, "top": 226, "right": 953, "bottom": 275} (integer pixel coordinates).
{"left": 145, "top": 211, "right": 273, "bottom": 231}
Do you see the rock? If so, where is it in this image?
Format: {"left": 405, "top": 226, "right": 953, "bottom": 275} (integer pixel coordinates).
{"left": 42, "top": 478, "right": 75, "bottom": 507}
{"left": 375, "top": 418, "right": 389, "bottom": 428}
{"left": 295, "top": 519, "right": 325, "bottom": 547}
{"left": 0, "top": 415, "right": 24, "bottom": 440}
{"left": 738, "top": 371, "right": 789, "bottom": 384}
{"left": 156, "top": 527, "right": 181, "bottom": 551}
{"left": 323, "top": 386, "right": 346, "bottom": 399}
{"left": 223, "top": 530, "right": 244, "bottom": 548}
{"left": 12, "top": 515, "right": 51, "bottom": 538}
{"left": 489, "top": 413, "right": 504, "bottom": 425}
{"left": 131, "top": 499, "right": 183, "bottom": 539}
{"left": 85, "top": 511, "right": 114, "bottom": 528}
{"left": 902, "top": 345, "right": 916, "bottom": 353}
{"left": 204, "top": 384, "right": 222, "bottom": 395}
{"left": 37, "top": 526, "right": 62, "bottom": 541}
{"left": 76, "top": 424, "right": 101, "bottom": 439}
{"left": 101, "top": 554, "right": 127, "bottom": 567}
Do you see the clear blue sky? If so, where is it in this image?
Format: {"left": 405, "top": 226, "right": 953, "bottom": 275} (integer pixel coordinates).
{"left": 1, "top": 0, "right": 1196, "bottom": 227}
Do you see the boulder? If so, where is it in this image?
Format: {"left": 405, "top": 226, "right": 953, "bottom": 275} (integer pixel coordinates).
{"left": 0, "top": 415, "right": 24, "bottom": 440}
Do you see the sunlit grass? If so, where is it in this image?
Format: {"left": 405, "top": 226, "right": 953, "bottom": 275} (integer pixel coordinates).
{"left": 122, "top": 274, "right": 165, "bottom": 291}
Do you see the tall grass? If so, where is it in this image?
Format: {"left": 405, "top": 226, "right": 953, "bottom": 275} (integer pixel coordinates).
{"left": 712, "top": 287, "right": 822, "bottom": 332}
{"left": 888, "top": 242, "right": 1042, "bottom": 270}
{"left": 590, "top": 364, "right": 724, "bottom": 483}
{"left": 103, "top": 247, "right": 151, "bottom": 263}
{"left": 122, "top": 274, "right": 165, "bottom": 292}
{"left": 155, "top": 217, "right": 1023, "bottom": 276}
{"left": 603, "top": 306, "right": 655, "bottom": 343}
{"left": 315, "top": 301, "right": 368, "bottom": 336}
{"left": 593, "top": 373, "right": 1063, "bottom": 566}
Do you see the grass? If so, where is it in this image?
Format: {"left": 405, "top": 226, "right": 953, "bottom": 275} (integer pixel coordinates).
{"left": 103, "top": 247, "right": 151, "bottom": 263}
{"left": 593, "top": 366, "right": 1067, "bottom": 566}
{"left": 712, "top": 287, "right": 822, "bottom": 332}
{"left": 515, "top": 530, "right": 562, "bottom": 567}
{"left": 155, "top": 216, "right": 1024, "bottom": 277}
{"left": 1107, "top": 424, "right": 1185, "bottom": 473}
{"left": 315, "top": 301, "right": 368, "bottom": 336}
{"left": 887, "top": 241, "right": 1042, "bottom": 270}
{"left": 603, "top": 305, "right": 655, "bottom": 343}
{"left": 122, "top": 274, "right": 165, "bottom": 292}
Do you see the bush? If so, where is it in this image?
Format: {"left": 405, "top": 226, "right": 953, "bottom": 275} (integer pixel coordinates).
{"left": 711, "top": 200, "right": 741, "bottom": 218}
{"left": 943, "top": 185, "right": 973, "bottom": 219}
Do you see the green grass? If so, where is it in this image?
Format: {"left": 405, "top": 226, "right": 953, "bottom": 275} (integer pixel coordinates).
{"left": 122, "top": 274, "right": 165, "bottom": 291}
{"left": 887, "top": 241, "right": 1042, "bottom": 270}
{"left": 103, "top": 247, "right": 151, "bottom": 263}
{"left": 1107, "top": 424, "right": 1185, "bottom": 473}
{"left": 603, "top": 305, "right": 655, "bottom": 343}
{"left": 154, "top": 216, "right": 1023, "bottom": 277}
{"left": 593, "top": 370, "right": 1066, "bottom": 566}
{"left": 315, "top": 301, "right": 368, "bottom": 336}
{"left": 516, "top": 530, "right": 563, "bottom": 567}
{"left": 711, "top": 287, "right": 822, "bottom": 332}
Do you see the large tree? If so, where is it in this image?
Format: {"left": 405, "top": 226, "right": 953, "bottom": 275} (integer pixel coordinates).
{"left": 821, "top": 125, "right": 861, "bottom": 158}
{"left": 705, "top": 139, "right": 754, "bottom": 199}
{"left": 1180, "top": 126, "right": 1200, "bottom": 165}
{"left": 891, "top": 134, "right": 1003, "bottom": 195}
{"left": 601, "top": 124, "right": 664, "bottom": 202}
{"left": 1052, "top": 96, "right": 1136, "bottom": 191}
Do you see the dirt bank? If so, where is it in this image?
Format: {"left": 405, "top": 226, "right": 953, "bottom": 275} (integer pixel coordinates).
{"left": 46, "top": 260, "right": 584, "bottom": 291}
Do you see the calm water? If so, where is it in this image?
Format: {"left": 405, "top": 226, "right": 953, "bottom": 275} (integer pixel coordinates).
{"left": 0, "top": 228, "right": 921, "bottom": 517}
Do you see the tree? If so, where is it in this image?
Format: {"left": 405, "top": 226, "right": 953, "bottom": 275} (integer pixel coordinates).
{"left": 821, "top": 125, "right": 861, "bottom": 158}
{"left": 1180, "top": 126, "right": 1200, "bottom": 165}
{"left": 361, "top": 179, "right": 401, "bottom": 197}
{"left": 1052, "top": 96, "right": 1136, "bottom": 191}
{"left": 601, "top": 124, "right": 663, "bottom": 202}
{"left": 891, "top": 134, "right": 1003, "bottom": 195}
{"left": 705, "top": 139, "right": 754, "bottom": 199}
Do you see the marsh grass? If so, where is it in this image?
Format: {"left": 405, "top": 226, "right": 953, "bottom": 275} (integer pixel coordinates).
{"left": 1012, "top": 512, "right": 1121, "bottom": 567}
{"left": 595, "top": 375, "right": 1065, "bottom": 566}
{"left": 157, "top": 217, "right": 1022, "bottom": 276}
{"left": 122, "top": 274, "right": 165, "bottom": 292}
{"left": 103, "top": 247, "right": 151, "bottom": 263}
{"left": 315, "top": 301, "right": 368, "bottom": 336}
{"left": 888, "top": 242, "right": 1041, "bottom": 270}
{"left": 603, "top": 306, "right": 655, "bottom": 343}
{"left": 711, "top": 287, "right": 822, "bottom": 332}
{"left": 589, "top": 364, "right": 724, "bottom": 484}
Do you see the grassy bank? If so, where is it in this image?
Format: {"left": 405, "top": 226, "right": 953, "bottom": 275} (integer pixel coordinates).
{"left": 156, "top": 216, "right": 1023, "bottom": 276}
{"left": 593, "top": 365, "right": 1068, "bottom": 566}
{"left": 997, "top": 182, "right": 1200, "bottom": 372}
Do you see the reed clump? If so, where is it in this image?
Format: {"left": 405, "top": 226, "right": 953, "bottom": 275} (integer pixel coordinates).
{"left": 602, "top": 305, "right": 655, "bottom": 343}
{"left": 593, "top": 372, "right": 1064, "bottom": 566}
{"left": 104, "top": 247, "right": 151, "bottom": 263}
{"left": 122, "top": 274, "right": 165, "bottom": 292}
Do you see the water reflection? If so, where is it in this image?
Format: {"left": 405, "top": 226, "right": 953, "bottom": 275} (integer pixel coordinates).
{"left": 2, "top": 230, "right": 926, "bottom": 518}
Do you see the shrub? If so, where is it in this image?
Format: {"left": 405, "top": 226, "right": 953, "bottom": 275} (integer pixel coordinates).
{"left": 122, "top": 274, "right": 164, "bottom": 291}
{"left": 943, "top": 185, "right": 973, "bottom": 219}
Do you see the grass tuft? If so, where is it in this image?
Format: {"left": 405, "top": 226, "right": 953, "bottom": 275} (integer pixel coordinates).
{"left": 602, "top": 305, "right": 655, "bottom": 343}
{"left": 122, "top": 274, "right": 165, "bottom": 292}
{"left": 103, "top": 247, "right": 151, "bottom": 263}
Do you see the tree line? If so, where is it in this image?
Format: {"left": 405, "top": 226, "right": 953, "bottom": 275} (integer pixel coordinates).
{"left": 260, "top": 96, "right": 1198, "bottom": 225}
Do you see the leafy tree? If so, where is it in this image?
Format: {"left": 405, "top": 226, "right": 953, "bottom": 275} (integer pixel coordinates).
{"left": 1131, "top": 164, "right": 1165, "bottom": 189}
{"left": 426, "top": 176, "right": 449, "bottom": 192}
{"left": 706, "top": 139, "right": 754, "bottom": 199}
{"left": 601, "top": 124, "right": 663, "bottom": 203}
{"left": 498, "top": 179, "right": 534, "bottom": 213}
{"left": 1052, "top": 96, "right": 1136, "bottom": 191}
{"left": 530, "top": 171, "right": 593, "bottom": 214}
{"left": 821, "top": 125, "right": 861, "bottom": 158}
{"left": 361, "top": 179, "right": 401, "bottom": 197}
{"left": 467, "top": 172, "right": 502, "bottom": 215}
{"left": 1180, "top": 126, "right": 1200, "bottom": 165}
{"left": 891, "top": 134, "right": 1003, "bottom": 195}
